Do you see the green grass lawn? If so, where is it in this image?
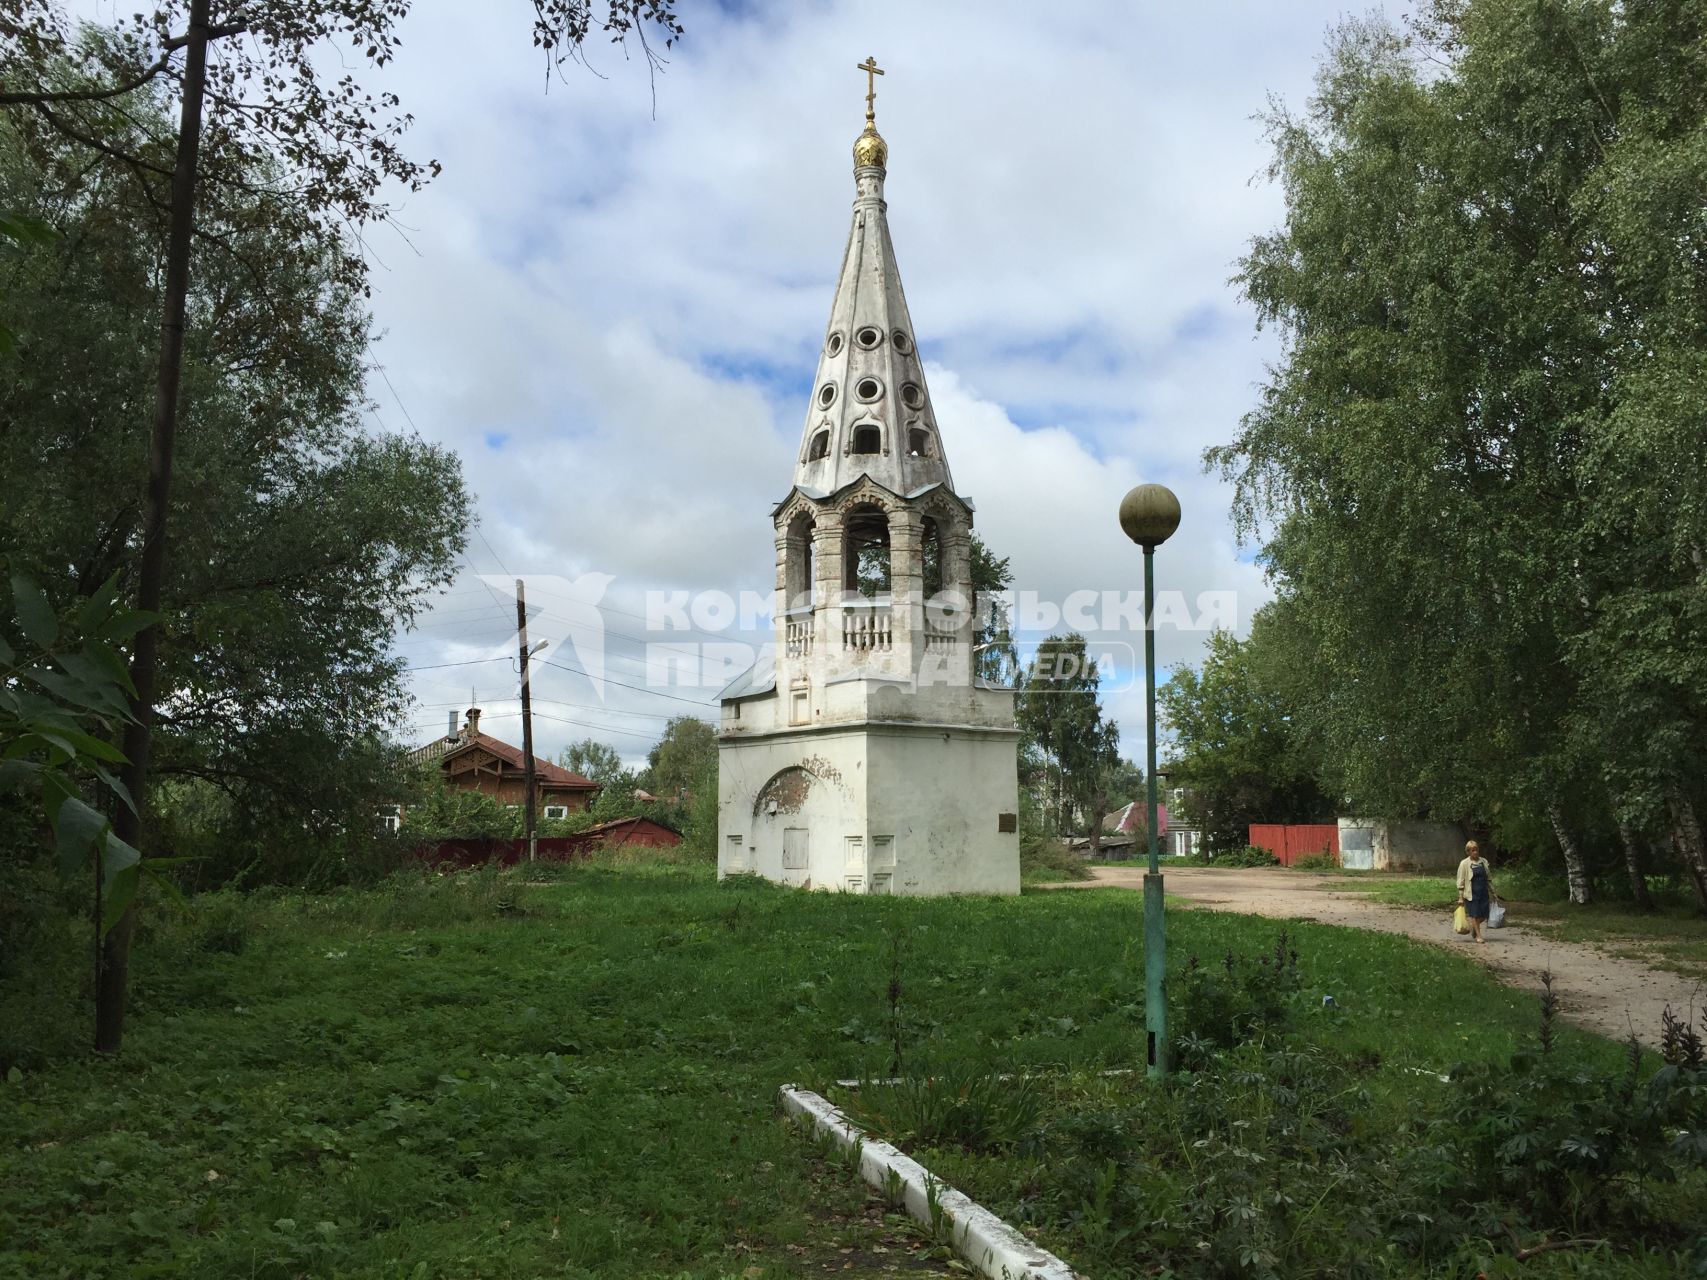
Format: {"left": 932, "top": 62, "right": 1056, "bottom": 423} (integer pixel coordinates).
{"left": 0, "top": 861, "right": 1680, "bottom": 1278}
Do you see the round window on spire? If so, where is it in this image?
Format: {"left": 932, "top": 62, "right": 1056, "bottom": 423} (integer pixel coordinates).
{"left": 817, "top": 383, "right": 837, "bottom": 409}
{"left": 892, "top": 330, "right": 913, "bottom": 354}
{"left": 900, "top": 382, "right": 924, "bottom": 410}
{"left": 855, "top": 326, "right": 883, "bottom": 350}
{"left": 855, "top": 377, "right": 883, "bottom": 403}
{"left": 826, "top": 332, "right": 845, "bottom": 357}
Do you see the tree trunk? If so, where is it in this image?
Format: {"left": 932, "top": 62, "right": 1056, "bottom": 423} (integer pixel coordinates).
{"left": 1615, "top": 820, "right": 1655, "bottom": 912}
{"left": 96, "top": 0, "right": 213, "bottom": 1055}
{"left": 1666, "top": 787, "right": 1707, "bottom": 913}
{"left": 1548, "top": 802, "right": 1592, "bottom": 906}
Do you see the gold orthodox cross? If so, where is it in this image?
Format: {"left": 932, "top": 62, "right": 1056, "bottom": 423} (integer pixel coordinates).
{"left": 857, "top": 55, "right": 884, "bottom": 123}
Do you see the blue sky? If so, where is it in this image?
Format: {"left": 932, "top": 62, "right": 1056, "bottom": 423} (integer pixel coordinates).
{"left": 194, "top": 0, "right": 1384, "bottom": 763}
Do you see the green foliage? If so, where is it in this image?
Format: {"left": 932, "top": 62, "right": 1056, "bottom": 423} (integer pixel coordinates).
{"left": 396, "top": 774, "right": 513, "bottom": 843}
{"left": 1292, "top": 852, "right": 1337, "bottom": 871}
{"left": 1016, "top": 788, "right": 1090, "bottom": 883}
{"left": 0, "top": 80, "right": 469, "bottom": 892}
{"left": 0, "top": 572, "right": 159, "bottom": 929}
{"left": 1160, "top": 621, "right": 1335, "bottom": 851}
{"left": 1212, "top": 0, "right": 1707, "bottom": 904}
{"left": 942, "top": 960, "right": 1705, "bottom": 1279}
{"left": 969, "top": 532, "right": 1018, "bottom": 687}
{"left": 1174, "top": 930, "right": 1302, "bottom": 1064}
{"left": 1189, "top": 843, "right": 1280, "bottom": 868}
{"left": 1017, "top": 633, "right": 1121, "bottom": 836}
{"left": 558, "top": 737, "right": 625, "bottom": 785}
{"left": 641, "top": 715, "right": 716, "bottom": 802}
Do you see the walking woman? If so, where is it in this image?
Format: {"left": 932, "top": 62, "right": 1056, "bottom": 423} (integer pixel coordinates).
{"left": 1455, "top": 840, "right": 1495, "bottom": 943}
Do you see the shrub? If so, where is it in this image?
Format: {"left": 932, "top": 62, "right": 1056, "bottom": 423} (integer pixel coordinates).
{"left": 1291, "top": 853, "right": 1337, "bottom": 871}
{"left": 1020, "top": 835, "right": 1091, "bottom": 882}
{"left": 1174, "top": 930, "right": 1302, "bottom": 1065}
{"left": 1211, "top": 844, "right": 1281, "bottom": 868}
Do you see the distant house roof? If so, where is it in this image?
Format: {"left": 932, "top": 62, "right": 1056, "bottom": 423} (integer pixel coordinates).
{"left": 1102, "top": 801, "right": 1172, "bottom": 834}
{"left": 409, "top": 708, "right": 598, "bottom": 792}
{"left": 449, "top": 733, "right": 598, "bottom": 789}
{"left": 1104, "top": 802, "right": 1142, "bottom": 834}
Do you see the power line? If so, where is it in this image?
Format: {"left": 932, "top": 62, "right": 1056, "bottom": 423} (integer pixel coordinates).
{"left": 539, "top": 656, "right": 718, "bottom": 708}
{"left": 404, "top": 656, "right": 510, "bottom": 672}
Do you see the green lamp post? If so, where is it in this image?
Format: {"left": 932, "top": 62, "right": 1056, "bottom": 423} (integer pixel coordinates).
{"left": 1119, "top": 482, "right": 1181, "bottom": 1077}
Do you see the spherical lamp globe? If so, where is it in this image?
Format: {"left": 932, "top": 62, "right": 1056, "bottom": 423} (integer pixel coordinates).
{"left": 1118, "top": 484, "right": 1182, "bottom": 549}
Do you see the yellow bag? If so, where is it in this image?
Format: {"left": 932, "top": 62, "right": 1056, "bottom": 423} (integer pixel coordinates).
{"left": 1453, "top": 905, "right": 1470, "bottom": 935}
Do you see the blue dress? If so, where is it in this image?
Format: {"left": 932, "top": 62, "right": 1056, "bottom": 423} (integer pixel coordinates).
{"left": 1466, "top": 862, "right": 1490, "bottom": 921}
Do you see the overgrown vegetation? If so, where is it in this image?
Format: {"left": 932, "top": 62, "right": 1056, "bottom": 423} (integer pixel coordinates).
{"left": 883, "top": 935, "right": 1707, "bottom": 1279}
{"left": 1184, "top": 843, "right": 1279, "bottom": 868}
{"left": 6, "top": 864, "right": 1670, "bottom": 1277}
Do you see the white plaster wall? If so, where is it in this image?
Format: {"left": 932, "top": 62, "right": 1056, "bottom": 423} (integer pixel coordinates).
{"left": 864, "top": 725, "right": 1020, "bottom": 895}
{"left": 718, "top": 729, "right": 864, "bottom": 889}
{"left": 718, "top": 715, "right": 1020, "bottom": 896}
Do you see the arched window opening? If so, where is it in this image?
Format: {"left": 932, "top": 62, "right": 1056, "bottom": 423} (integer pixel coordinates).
{"left": 844, "top": 505, "right": 891, "bottom": 599}
{"left": 907, "top": 428, "right": 932, "bottom": 458}
{"left": 808, "top": 430, "right": 830, "bottom": 461}
{"left": 851, "top": 424, "right": 882, "bottom": 455}
{"left": 921, "top": 516, "right": 945, "bottom": 597}
{"left": 785, "top": 512, "right": 816, "bottom": 610}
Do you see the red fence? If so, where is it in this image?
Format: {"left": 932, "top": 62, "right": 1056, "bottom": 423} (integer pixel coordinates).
{"left": 1247, "top": 823, "right": 1340, "bottom": 867}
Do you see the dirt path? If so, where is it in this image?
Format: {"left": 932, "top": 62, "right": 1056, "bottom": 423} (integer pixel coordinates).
{"left": 1053, "top": 866, "right": 1702, "bottom": 1046}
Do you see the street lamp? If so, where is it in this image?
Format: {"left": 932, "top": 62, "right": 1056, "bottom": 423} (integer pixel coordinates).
{"left": 1119, "top": 482, "right": 1181, "bottom": 1077}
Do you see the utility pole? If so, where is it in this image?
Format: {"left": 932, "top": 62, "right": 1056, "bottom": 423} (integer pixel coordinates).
{"left": 98, "top": 0, "right": 219, "bottom": 1055}
{"left": 516, "top": 579, "right": 538, "bottom": 863}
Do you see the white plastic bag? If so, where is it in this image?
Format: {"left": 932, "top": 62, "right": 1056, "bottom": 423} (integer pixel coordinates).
{"left": 1488, "top": 900, "right": 1507, "bottom": 929}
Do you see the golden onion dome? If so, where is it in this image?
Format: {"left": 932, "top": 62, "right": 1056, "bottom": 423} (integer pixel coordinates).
{"left": 853, "top": 123, "right": 888, "bottom": 169}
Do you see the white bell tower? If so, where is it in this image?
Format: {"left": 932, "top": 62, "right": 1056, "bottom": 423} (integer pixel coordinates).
{"left": 716, "top": 63, "right": 1021, "bottom": 896}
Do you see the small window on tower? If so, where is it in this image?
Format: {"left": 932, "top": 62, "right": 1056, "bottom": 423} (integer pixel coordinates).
{"left": 826, "top": 332, "right": 845, "bottom": 357}
{"left": 900, "top": 382, "right": 924, "bottom": 409}
{"left": 808, "top": 430, "right": 830, "bottom": 460}
{"left": 855, "top": 326, "right": 883, "bottom": 349}
{"left": 852, "top": 425, "right": 882, "bottom": 454}
{"left": 855, "top": 377, "right": 882, "bottom": 402}
{"left": 907, "top": 428, "right": 932, "bottom": 458}
{"left": 892, "top": 330, "right": 913, "bottom": 354}
{"left": 817, "top": 383, "right": 836, "bottom": 409}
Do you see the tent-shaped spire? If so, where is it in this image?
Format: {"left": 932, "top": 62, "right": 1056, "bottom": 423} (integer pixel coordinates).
{"left": 792, "top": 66, "right": 953, "bottom": 497}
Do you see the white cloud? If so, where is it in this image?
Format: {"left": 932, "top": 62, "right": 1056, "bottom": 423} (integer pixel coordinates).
{"left": 342, "top": 0, "right": 1378, "bottom": 757}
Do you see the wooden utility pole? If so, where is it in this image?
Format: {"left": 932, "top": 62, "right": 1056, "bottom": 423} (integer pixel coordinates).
{"left": 516, "top": 579, "right": 538, "bottom": 863}
{"left": 98, "top": 0, "right": 217, "bottom": 1055}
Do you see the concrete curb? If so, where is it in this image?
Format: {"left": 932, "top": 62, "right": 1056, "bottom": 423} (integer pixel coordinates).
{"left": 778, "top": 1084, "right": 1084, "bottom": 1280}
